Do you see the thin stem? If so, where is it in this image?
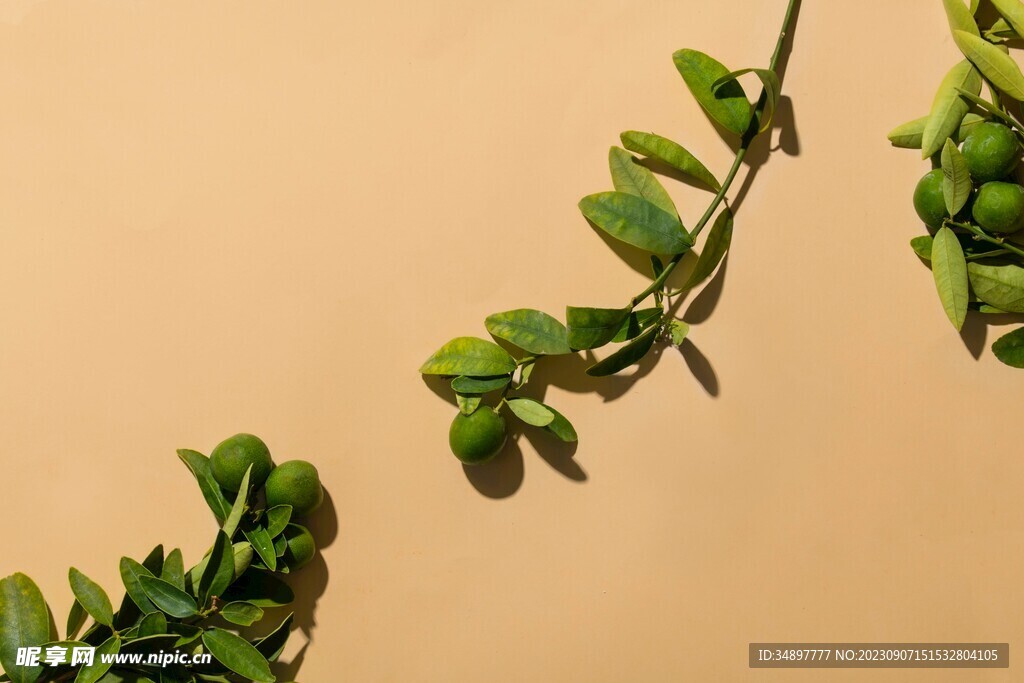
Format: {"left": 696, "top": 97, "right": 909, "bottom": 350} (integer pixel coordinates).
{"left": 946, "top": 220, "right": 1024, "bottom": 259}
{"left": 966, "top": 248, "right": 1010, "bottom": 261}
{"left": 628, "top": 0, "right": 797, "bottom": 308}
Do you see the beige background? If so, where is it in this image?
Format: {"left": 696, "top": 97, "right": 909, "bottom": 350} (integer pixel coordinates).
{"left": 1, "top": 0, "right": 1021, "bottom": 681}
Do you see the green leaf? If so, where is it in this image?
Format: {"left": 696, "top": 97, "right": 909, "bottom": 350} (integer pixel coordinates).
{"left": 668, "top": 320, "right": 690, "bottom": 346}
{"left": 579, "top": 191, "right": 692, "bottom": 254}
{"left": 986, "top": 16, "right": 1019, "bottom": 40}
{"left": 0, "top": 573, "right": 51, "bottom": 683}
{"left": 177, "top": 449, "right": 231, "bottom": 523}
{"left": 68, "top": 568, "right": 114, "bottom": 628}
{"left": 220, "top": 602, "right": 264, "bottom": 627}
{"left": 137, "top": 612, "right": 167, "bottom": 638}
{"left": 620, "top": 131, "right": 720, "bottom": 191}
{"left": 455, "top": 393, "right": 481, "bottom": 416}
{"left": 911, "top": 235, "right": 934, "bottom": 260}
{"left": 566, "top": 306, "right": 631, "bottom": 350}
{"left": 451, "top": 375, "right": 510, "bottom": 394}
{"left": 75, "top": 635, "right": 119, "bottom": 683}
{"left": 66, "top": 599, "right": 87, "bottom": 640}
{"left": 253, "top": 613, "right": 294, "bottom": 662}
{"left": 138, "top": 576, "right": 198, "bottom": 619}
{"left": 221, "top": 466, "right": 252, "bottom": 540}
{"left": 713, "top": 67, "right": 779, "bottom": 132}
{"left": 586, "top": 324, "right": 659, "bottom": 377}
{"left": 544, "top": 406, "right": 578, "bottom": 442}
{"left": 953, "top": 30, "right": 1024, "bottom": 100}
{"left": 201, "top": 628, "right": 275, "bottom": 683}
{"left": 922, "top": 60, "right": 982, "bottom": 158}
{"left": 160, "top": 549, "right": 185, "bottom": 592}
{"left": 232, "top": 542, "right": 254, "bottom": 580}
{"left": 199, "top": 531, "right": 234, "bottom": 606}
{"left": 264, "top": 506, "right": 293, "bottom": 539}
{"left": 611, "top": 308, "right": 663, "bottom": 343}
{"left": 967, "top": 262, "right": 1024, "bottom": 311}
{"left": 118, "top": 558, "right": 157, "bottom": 614}
{"left": 484, "top": 309, "right": 572, "bottom": 355}
{"left": 221, "top": 571, "right": 293, "bottom": 607}
{"left": 888, "top": 113, "right": 983, "bottom": 149}
{"left": 419, "top": 337, "right": 517, "bottom": 376}
{"left": 943, "top": 0, "right": 980, "bottom": 37}
{"left": 673, "top": 49, "right": 752, "bottom": 135}
{"left": 28, "top": 640, "right": 89, "bottom": 667}
{"left": 992, "top": 326, "right": 1024, "bottom": 366}
{"left": 243, "top": 527, "right": 278, "bottom": 572}
{"left": 141, "top": 545, "right": 164, "bottom": 577}
{"left": 931, "top": 226, "right": 970, "bottom": 330}
{"left": 506, "top": 398, "right": 554, "bottom": 426}
{"left": 941, "top": 139, "right": 971, "bottom": 216}
{"left": 607, "top": 146, "right": 677, "bottom": 215}
{"left": 680, "top": 207, "right": 733, "bottom": 290}
{"left": 166, "top": 622, "right": 203, "bottom": 648}
{"left": 651, "top": 255, "right": 665, "bottom": 306}
{"left": 518, "top": 359, "right": 536, "bottom": 386}
{"left": 990, "top": 0, "right": 1024, "bottom": 40}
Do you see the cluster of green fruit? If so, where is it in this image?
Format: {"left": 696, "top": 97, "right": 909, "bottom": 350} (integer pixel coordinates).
{"left": 420, "top": 2, "right": 798, "bottom": 466}
{"left": 889, "top": 0, "right": 1024, "bottom": 368}
{"left": 913, "top": 122, "right": 1023, "bottom": 234}
{"left": 0, "top": 433, "right": 324, "bottom": 683}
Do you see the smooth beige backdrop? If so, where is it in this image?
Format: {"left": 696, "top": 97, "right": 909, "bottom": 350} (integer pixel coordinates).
{"left": 1, "top": 1, "right": 1021, "bottom": 681}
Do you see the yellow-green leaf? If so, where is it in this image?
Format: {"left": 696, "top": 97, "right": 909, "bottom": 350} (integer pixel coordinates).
{"left": 922, "top": 60, "right": 982, "bottom": 158}
{"left": 620, "top": 131, "right": 720, "bottom": 191}
{"left": 943, "top": 0, "right": 980, "bottom": 37}
{"left": 672, "top": 49, "right": 752, "bottom": 136}
{"left": 953, "top": 30, "right": 1024, "bottom": 100}
{"left": 941, "top": 139, "right": 971, "bottom": 216}
{"left": 579, "top": 191, "right": 691, "bottom": 254}
{"left": 931, "top": 226, "right": 969, "bottom": 330}
{"left": 607, "top": 146, "right": 676, "bottom": 216}
{"left": 419, "top": 337, "right": 517, "bottom": 376}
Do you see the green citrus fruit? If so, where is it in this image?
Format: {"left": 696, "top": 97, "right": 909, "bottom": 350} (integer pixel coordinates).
{"left": 972, "top": 181, "right": 1024, "bottom": 234}
{"left": 449, "top": 407, "right": 507, "bottom": 464}
{"left": 913, "top": 169, "right": 948, "bottom": 229}
{"left": 282, "top": 523, "right": 316, "bottom": 570}
{"left": 210, "top": 433, "right": 274, "bottom": 492}
{"left": 265, "top": 460, "right": 324, "bottom": 516}
{"left": 962, "top": 122, "right": 1020, "bottom": 183}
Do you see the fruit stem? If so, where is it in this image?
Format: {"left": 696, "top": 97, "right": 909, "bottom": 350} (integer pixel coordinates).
{"left": 628, "top": 0, "right": 797, "bottom": 308}
{"left": 946, "top": 219, "right": 1024, "bottom": 259}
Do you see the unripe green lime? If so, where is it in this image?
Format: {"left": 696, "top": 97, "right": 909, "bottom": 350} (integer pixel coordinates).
{"left": 265, "top": 460, "right": 324, "bottom": 516}
{"left": 972, "top": 181, "right": 1024, "bottom": 234}
{"left": 962, "top": 122, "right": 1020, "bottom": 183}
{"left": 913, "top": 169, "right": 948, "bottom": 230}
{"left": 210, "top": 433, "right": 274, "bottom": 492}
{"left": 282, "top": 524, "right": 316, "bottom": 570}
{"left": 448, "top": 407, "right": 507, "bottom": 464}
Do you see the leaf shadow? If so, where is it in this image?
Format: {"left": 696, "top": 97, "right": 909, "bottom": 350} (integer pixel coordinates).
{"left": 961, "top": 311, "right": 1024, "bottom": 360}
{"left": 678, "top": 338, "right": 719, "bottom": 397}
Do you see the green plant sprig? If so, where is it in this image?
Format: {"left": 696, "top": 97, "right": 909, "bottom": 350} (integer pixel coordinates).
{"left": 888, "top": 0, "right": 1024, "bottom": 368}
{"left": 0, "top": 435, "right": 325, "bottom": 683}
{"left": 420, "top": 1, "right": 799, "bottom": 465}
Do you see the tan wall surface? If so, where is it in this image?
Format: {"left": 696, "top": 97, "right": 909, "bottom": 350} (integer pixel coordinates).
{"left": 1, "top": 0, "right": 1021, "bottom": 681}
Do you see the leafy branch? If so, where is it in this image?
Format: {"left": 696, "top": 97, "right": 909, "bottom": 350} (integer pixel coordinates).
{"left": 0, "top": 434, "right": 325, "bottom": 683}
{"left": 420, "top": 0, "right": 799, "bottom": 465}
